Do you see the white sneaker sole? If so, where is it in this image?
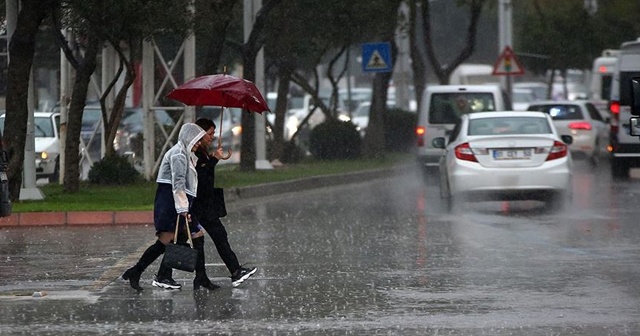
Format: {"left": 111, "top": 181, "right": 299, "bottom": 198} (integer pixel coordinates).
{"left": 152, "top": 280, "right": 182, "bottom": 290}
{"left": 231, "top": 268, "right": 257, "bottom": 287}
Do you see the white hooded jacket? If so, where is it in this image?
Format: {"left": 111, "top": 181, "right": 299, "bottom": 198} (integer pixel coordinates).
{"left": 156, "top": 123, "right": 205, "bottom": 214}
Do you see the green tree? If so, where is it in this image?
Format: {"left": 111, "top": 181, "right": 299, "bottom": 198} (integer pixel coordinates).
{"left": 516, "top": 0, "right": 640, "bottom": 91}
{"left": 263, "top": 0, "right": 402, "bottom": 162}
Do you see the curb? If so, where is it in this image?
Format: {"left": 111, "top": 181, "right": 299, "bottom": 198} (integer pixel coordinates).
{"left": 0, "top": 164, "right": 413, "bottom": 227}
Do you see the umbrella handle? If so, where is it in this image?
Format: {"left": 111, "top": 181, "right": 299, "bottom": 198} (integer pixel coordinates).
{"left": 220, "top": 148, "right": 232, "bottom": 160}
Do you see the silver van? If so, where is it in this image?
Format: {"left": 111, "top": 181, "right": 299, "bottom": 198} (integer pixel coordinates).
{"left": 608, "top": 38, "right": 640, "bottom": 178}
{"left": 415, "top": 84, "right": 511, "bottom": 170}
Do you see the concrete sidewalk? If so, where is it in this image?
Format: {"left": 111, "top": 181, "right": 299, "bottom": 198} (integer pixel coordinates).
{"left": 0, "top": 165, "right": 411, "bottom": 227}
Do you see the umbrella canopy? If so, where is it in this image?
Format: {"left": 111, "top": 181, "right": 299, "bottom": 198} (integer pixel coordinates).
{"left": 166, "top": 74, "right": 270, "bottom": 113}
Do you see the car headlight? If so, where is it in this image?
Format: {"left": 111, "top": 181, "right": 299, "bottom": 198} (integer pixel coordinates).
{"left": 338, "top": 114, "right": 351, "bottom": 122}
{"left": 40, "top": 151, "right": 48, "bottom": 160}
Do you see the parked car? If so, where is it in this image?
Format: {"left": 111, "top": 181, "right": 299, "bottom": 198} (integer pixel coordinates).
{"left": 350, "top": 101, "right": 397, "bottom": 137}
{"left": 339, "top": 87, "right": 372, "bottom": 112}
{"left": 527, "top": 100, "right": 608, "bottom": 166}
{"left": 432, "top": 111, "right": 573, "bottom": 211}
{"left": 514, "top": 81, "right": 549, "bottom": 101}
{"left": 415, "top": 84, "right": 512, "bottom": 170}
{"left": 115, "top": 108, "right": 176, "bottom": 158}
{"left": 512, "top": 88, "right": 536, "bottom": 111}
{"left": 0, "top": 112, "right": 60, "bottom": 181}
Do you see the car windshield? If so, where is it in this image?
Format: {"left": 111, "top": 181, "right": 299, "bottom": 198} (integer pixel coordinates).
{"left": 0, "top": 115, "right": 55, "bottom": 138}
{"left": 429, "top": 92, "right": 497, "bottom": 124}
{"left": 468, "top": 116, "right": 551, "bottom": 135}
{"left": 528, "top": 104, "right": 583, "bottom": 120}
{"left": 34, "top": 116, "right": 55, "bottom": 137}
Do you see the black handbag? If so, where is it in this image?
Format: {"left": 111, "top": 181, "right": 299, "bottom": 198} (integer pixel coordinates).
{"left": 161, "top": 216, "right": 197, "bottom": 272}
{"left": 213, "top": 187, "right": 227, "bottom": 218}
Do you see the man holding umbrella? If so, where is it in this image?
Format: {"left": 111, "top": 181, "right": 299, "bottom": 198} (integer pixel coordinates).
{"left": 192, "top": 118, "right": 257, "bottom": 288}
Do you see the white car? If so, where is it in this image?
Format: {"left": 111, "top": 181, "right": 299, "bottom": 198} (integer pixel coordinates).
{"left": 527, "top": 100, "right": 608, "bottom": 166}
{"left": 432, "top": 111, "right": 573, "bottom": 211}
{"left": 0, "top": 112, "right": 60, "bottom": 181}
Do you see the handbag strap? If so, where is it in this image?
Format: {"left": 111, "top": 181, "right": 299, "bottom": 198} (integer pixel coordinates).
{"left": 173, "top": 215, "right": 194, "bottom": 248}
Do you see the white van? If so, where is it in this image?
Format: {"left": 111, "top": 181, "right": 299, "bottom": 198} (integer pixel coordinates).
{"left": 415, "top": 85, "right": 511, "bottom": 169}
{"left": 608, "top": 38, "right": 640, "bottom": 177}
{"left": 589, "top": 49, "right": 618, "bottom": 118}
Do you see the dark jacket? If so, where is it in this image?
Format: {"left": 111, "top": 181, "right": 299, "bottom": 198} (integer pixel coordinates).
{"left": 191, "top": 149, "right": 220, "bottom": 219}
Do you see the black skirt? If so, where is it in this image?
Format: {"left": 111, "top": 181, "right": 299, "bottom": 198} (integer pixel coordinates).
{"left": 153, "top": 183, "right": 200, "bottom": 235}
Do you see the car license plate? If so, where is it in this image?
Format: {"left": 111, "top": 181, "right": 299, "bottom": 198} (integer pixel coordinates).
{"left": 492, "top": 149, "right": 532, "bottom": 160}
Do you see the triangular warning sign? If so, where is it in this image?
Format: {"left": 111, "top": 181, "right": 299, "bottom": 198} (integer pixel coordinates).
{"left": 366, "top": 50, "right": 389, "bottom": 70}
{"left": 492, "top": 46, "right": 525, "bottom": 75}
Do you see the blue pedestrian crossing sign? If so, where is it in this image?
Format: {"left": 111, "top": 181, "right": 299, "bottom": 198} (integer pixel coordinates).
{"left": 362, "top": 42, "right": 392, "bottom": 73}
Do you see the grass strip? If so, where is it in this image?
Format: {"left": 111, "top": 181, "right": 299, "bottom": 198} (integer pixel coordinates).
{"left": 11, "top": 153, "right": 412, "bottom": 212}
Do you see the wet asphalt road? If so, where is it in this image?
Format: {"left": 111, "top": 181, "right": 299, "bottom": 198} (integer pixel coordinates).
{"left": 1, "top": 161, "right": 640, "bottom": 335}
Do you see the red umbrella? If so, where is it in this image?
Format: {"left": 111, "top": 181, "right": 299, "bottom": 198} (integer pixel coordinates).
{"left": 167, "top": 73, "right": 270, "bottom": 159}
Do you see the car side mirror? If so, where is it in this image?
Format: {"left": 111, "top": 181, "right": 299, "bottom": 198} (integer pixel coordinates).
{"left": 561, "top": 135, "right": 573, "bottom": 145}
{"left": 631, "top": 117, "right": 640, "bottom": 136}
{"left": 432, "top": 137, "right": 446, "bottom": 149}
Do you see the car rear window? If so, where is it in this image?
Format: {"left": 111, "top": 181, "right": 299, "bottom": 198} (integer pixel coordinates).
{"left": 528, "top": 104, "right": 583, "bottom": 120}
{"left": 429, "top": 92, "right": 497, "bottom": 124}
{"left": 468, "top": 116, "right": 551, "bottom": 136}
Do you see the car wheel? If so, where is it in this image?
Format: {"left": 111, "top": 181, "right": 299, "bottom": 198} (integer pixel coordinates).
{"left": 439, "top": 179, "right": 454, "bottom": 212}
{"left": 610, "top": 158, "right": 629, "bottom": 179}
{"left": 589, "top": 143, "right": 600, "bottom": 167}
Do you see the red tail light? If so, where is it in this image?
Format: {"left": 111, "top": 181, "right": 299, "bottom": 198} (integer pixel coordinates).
{"left": 610, "top": 101, "right": 620, "bottom": 115}
{"left": 416, "top": 126, "right": 425, "bottom": 147}
{"left": 610, "top": 101, "right": 620, "bottom": 133}
{"left": 546, "top": 140, "right": 568, "bottom": 161}
{"left": 568, "top": 121, "right": 592, "bottom": 130}
{"left": 454, "top": 143, "right": 477, "bottom": 162}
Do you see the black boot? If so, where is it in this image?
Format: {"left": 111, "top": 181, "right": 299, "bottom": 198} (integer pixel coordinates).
{"left": 122, "top": 240, "right": 165, "bottom": 291}
{"left": 193, "top": 237, "right": 219, "bottom": 290}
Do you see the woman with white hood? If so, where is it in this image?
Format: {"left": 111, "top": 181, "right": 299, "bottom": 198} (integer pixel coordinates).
{"left": 122, "top": 123, "right": 206, "bottom": 291}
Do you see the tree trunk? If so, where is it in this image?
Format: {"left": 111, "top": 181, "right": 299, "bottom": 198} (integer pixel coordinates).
{"left": 240, "top": 48, "right": 257, "bottom": 171}
{"left": 419, "top": 0, "right": 487, "bottom": 85}
{"left": 363, "top": 41, "right": 397, "bottom": 160}
{"left": 3, "top": 0, "right": 57, "bottom": 201}
{"left": 271, "top": 66, "right": 292, "bottom": 161}
{"left": 63, "top": 37, "right": 100, "bottom": 192}
{"left": 103, "top": 42, "right": 137, "bottom": 157}
{"left": 199, "top": 0, "right": 237, "bottom": 75}
{"left": 408, "top": 0, "right": 426, "bottom": 112}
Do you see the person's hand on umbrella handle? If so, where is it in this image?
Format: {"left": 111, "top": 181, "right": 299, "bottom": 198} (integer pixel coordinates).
{"left": 212, "top": 145, "right": 232, "bottom": 160}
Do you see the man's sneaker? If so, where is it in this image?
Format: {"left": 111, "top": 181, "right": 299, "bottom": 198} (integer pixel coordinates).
{"left": 231, "top": 267, "right": 257, "bottom": 287}
{"left": 152, "top": 277, "right": 182, "bottom": 290}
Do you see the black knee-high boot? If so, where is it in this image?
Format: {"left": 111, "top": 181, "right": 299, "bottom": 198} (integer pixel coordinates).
{"left": 193, "top": 237, "right": 219, "bottom": 290}
{"left": 122, "top": 240, "right": 165, "bottom": 291}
